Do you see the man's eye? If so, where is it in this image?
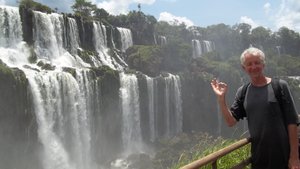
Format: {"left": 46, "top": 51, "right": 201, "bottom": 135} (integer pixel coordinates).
{"left": 254, "top": 61, "right": 261, "bottom": 65}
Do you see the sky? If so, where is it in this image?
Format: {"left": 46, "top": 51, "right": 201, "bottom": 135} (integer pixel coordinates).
{"left": 2, "top": 0, "right": 300, "bottom": 32}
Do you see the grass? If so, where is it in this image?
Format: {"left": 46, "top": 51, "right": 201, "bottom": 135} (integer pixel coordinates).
{"left": 171, "top": 138, "right": 251, "bottom": 169}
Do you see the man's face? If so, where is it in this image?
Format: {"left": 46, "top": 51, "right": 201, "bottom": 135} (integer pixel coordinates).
{"left": 242, "top": 53, "right": 265, "bottom": 78}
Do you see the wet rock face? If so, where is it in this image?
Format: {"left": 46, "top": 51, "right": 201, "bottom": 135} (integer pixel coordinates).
{"left": 19, "top": 7, "right": 34, "bottom": 46}
{"left": 0, "top": 64, "right": 41, "bottom": 169}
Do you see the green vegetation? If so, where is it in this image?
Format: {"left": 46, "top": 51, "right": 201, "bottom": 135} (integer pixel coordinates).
{"left": 72, "top": 0, "right": 96, "bottom": 20}
{"left": 152, "top": 132, "right": 250, "bottom": 169}
{"left": 91, "top": 65, "right": 119, "bottom": 81}
{"left": 174, "top": 139, "right": 251, "bottom": 169}
{"left": 126, "top": 45, "right": 163, "bottom": 76}
{"left": 19, "top": 0, "right": 53, "bottom": 13}
{"left": 77, "top": 49, "right": 97, "bottom": 65}
{"left": 12, "top": 3, "right": 300, "bottom": 169}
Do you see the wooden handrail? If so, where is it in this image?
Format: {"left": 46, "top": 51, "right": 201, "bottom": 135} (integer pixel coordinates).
{"left": 180, "top": 138, "right": 251, "bottom": 169}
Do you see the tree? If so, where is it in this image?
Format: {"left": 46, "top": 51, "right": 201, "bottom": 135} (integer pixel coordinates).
{"left": 250, "top": 26, "right": 272, "bottom": 49}
{"left": 233, "top": 23, "right": 251, "bottom": 50}
{"left": 93, "top": 8, "right": 109, "bottom": 21}
{"left": 72, "top": 0, "right": 96, "bottom": 19}
{"left": 138, "top": 3, "right": 141, "bottom": 12}
{"left": 276, "top": 27, "right": 300, "bottom": 57}
{"left": 19, "top": 0, "right": 53, "bottom": 13}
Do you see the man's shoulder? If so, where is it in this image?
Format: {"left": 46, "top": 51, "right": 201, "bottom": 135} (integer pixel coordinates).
{"left": 272, "top": 78, "right": 289, "bottom": 89}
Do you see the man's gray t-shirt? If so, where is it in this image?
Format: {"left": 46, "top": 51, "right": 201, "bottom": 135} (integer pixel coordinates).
{"left": 230, "top": 79, "right": 298, "bottom": 169}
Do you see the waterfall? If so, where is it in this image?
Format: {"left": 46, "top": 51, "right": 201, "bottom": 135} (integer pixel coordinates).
{"left": 145, "top": 74, "right": 183, "bottom": 140}
{"left": 164, "top": 74, "right": 182, "bottom": 137}
{"left": 119, "top": 72, "right": 144, "bottom": 154}
{"left": 117, "top": 27, "right": 133, "bottom": 52}
{"left": 0, "top": 6, "right": 29, "bottom": 67}
{"left": 26, "top": 70, "right": 97, "bottom": 169}
{"left": 93, "top": 22, "right": 126, "bottom": 70}
{"left": 33, "top": 11, "right": 88, "bottom": 68}
{"left": 158, "top": 35, "right": 167, "bottom": 45}
{"left": 203, "top": 40, "right": 213, "bottom": 53}
{"left": 65, "top": 17, "right": 80, "bottom": 55}
{"left": 192, "top": 39, "right": 215, "bottom": 58}
{"left": 0, "top": 6, "right": 22, "bottom": 47}
{"left": 0, "top": 5, "right": 186, "bottom": 169}
{"left": 27, "top": 71, "right": 75, "bottom": 169}
{"left": 146, "top": 76, "right": 155, "bottom": 142}
{"left": 192, "top": 39, "right": 202, "bottom": 58}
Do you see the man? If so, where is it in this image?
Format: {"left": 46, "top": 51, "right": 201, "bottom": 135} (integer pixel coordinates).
{"left": 210, "top": 47, "right": 300, "bottom": 169}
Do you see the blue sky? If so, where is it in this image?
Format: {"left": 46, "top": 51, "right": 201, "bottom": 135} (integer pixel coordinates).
{"left": 2, "top": 0, "right": 300, "bottom": 32}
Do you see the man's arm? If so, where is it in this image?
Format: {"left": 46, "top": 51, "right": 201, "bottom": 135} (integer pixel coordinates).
{"left": 217, "top": 94, "right": 237, "bottom": 127}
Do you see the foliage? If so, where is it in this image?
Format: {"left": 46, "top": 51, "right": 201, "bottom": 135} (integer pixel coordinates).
{"left": 277, "top": 55, "right": 300, "bottom": 76}
{"left": 173, "top": 139, "right": 251, "bottom": 169}
{"left": 19, "top": 0, "right": 53, "bottom": 13}
{"left": 72, "top": 0, "right": 97, "bottom": 20}
{"left": 161, "top": 39, "right": 192, "bottom": 73}
{"left": 126, "top": 45, "right": 163, "bottom": 76}
{"left": 155, "top": 21, "right": 193, "bottom": 43}
{"left": 153, "top": 132, "right": 220, "bottom": 169}
{"left": 93, "top": 8, "right": 109, "bottom": 22}
{"left": 91, "top": 65, "right": 119, "bottom": 81}
{"left": 276, "top": 27, "right": 300, "bottom": 56}
{"left": 108, "top": 11, "right": 157, "bottom": 44}
{"left": 250, "top": 26, "right": 273, "bottom": 48}
{"left": 152, "top": 132, "right": 250, "bottom": 169}
{"left": 77, "top": 49, "right": 97, "bottom": 66}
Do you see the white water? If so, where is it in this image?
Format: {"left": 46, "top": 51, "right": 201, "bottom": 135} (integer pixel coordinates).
{"left": 145, "top": 74, "right": 183, "bottom": 139}
{"left": 164, "top": 74, "right": 182, "bottom": 137}
{"left": 117, "top": 27, "right": 133, "bottom": 52}
{"left": 192, "top": 39, "right": 215, "bottom": 58}
{"left": 192, "top": 39, "right": 202, "bottom": 58}
{"left": 146, "top": 76, "right": 156, "bottom": 142}
{"left": 0, "top": 5, "right": 184, "bottom": 169}
{"left": 0, "top": 6, "right": 109, "bottom": 169}
{"left": 92, "top": 22, "right": 128, "bottom": 70}
{"left": 33, "top": 11, "right": 88, "bottom": 68}
{"left": 119, "top": 72, "right": 144, "bottom": 155}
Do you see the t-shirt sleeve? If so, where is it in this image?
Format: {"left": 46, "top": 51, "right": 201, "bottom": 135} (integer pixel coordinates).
{"left": 230, "top": 86, "right": 247, "bottom": 121}
{"left": 280, "top": 79, "right": 299, "bottom": 125}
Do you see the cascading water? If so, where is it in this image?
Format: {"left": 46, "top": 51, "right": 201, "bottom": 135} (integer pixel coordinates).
{"left": 33, "top": 11, "right": 88, "bottom": 68}
{"left": 117, "top": 27, "right": 133, "bottom": 52}
{"left": 92, "top": 22, "right": 127, "bottom": 70}
{"left": 119, "top": 72, "right": 144, "bottom": 155}
{"left": 27, "top": 71, "right": 96, "bottom": 169}
{"left": 146, "top": 76, "right": 156, "bottom": 142}
{"left": 164, "top": 74, "right": 182, "bottom": 137}
{"left": 192, "top": 39, "right": 215, "bottom": 58}
{"left": 144, "top": 74, "right": 183, "bottom": 140}
{"left": 0, "top": 5, "right": 184, "bottom": 169}
{"left": 192, "top": 39, "right": 202, "bottom": 58}
{"left": 0, "top": 6, "right": 22, "bottom": 47}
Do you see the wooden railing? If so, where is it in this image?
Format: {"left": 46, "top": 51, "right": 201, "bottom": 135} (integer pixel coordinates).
{"left": 180, "top": 138, "right": 251, "bottom": 169}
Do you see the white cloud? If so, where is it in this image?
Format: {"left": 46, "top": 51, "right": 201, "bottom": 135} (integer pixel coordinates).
{"left": 158, "top": 12, "right": 194, "bottom": 28}
{"left": 264, "top": 3, "right": 271, "bottom": 14}
{"left": 239, "top": 16, "right": 260, "bottom": 29}
{"left": 96, "top": 0, "right": 155, "bottom": 15}
{"left": 275, "top": 0, "right": 300, "bottom": 32}
{"left": 0, "top": 0, "right": 6, "bottom": 5}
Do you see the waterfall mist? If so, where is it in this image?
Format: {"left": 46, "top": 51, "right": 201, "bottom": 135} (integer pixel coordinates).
{"left": 0, "top": 5, "right": 185, "bottom": 169}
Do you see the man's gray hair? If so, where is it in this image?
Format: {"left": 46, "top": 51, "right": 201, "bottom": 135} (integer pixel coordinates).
{"left": 240, "top": 47, "right": 265, "bottom": 65}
